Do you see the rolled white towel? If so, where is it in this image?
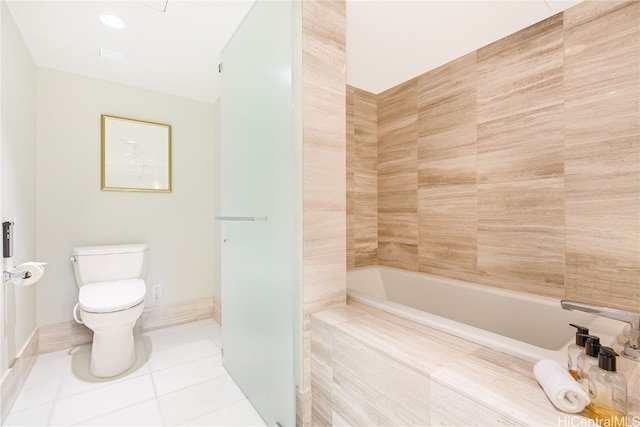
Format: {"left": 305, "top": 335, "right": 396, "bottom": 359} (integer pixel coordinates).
{"left": 533, "top": 359, "right": 590, "bottom": 413}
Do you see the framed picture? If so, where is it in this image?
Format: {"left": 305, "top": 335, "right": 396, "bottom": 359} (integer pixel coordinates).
{"left": 101, "top": 115, "right": 172, "bottom": 192}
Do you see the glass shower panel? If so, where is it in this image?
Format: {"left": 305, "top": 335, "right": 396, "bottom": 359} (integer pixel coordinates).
{"left": 219, "top": 1, "right": 297, "bottom": 426}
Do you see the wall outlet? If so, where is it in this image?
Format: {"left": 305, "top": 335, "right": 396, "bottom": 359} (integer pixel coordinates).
{"left": 153, "top": 284, "right": 162, "bottom": 298}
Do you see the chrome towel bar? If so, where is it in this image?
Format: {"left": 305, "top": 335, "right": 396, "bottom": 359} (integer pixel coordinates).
{"left": 215, "top": 216, "right": 267, "bottom": 222}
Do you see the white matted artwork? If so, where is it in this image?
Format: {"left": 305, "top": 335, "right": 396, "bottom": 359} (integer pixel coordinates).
{"left": 101, "top": 114, "right": 172, "bottom": 192}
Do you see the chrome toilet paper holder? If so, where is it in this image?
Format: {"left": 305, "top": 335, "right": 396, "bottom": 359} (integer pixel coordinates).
{"left": 2, "top": 269, "right": 32, "bottom": 283}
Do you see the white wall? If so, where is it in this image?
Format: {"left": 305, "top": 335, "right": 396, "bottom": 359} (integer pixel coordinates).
{"left": 36, "top": 68, "right": 217, "bottom": 326}
{"left": 1, "top": 0, "right": 37, "bottom": 375}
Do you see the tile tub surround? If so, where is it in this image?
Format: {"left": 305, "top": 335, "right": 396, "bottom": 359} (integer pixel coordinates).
{"left": 311, "top": 303, "right": 640, "bottom": 426}
{"left": 346, "top": 85, "right": 378, "bottom": 269}
{"left": 345, "top": 0, "right": 640, "bottom": 313}
{"left": 345, "top": 266, "right": 627, "bottom": 365}
{"left": 300, "top": 0, "right": 347, "bottom": 425}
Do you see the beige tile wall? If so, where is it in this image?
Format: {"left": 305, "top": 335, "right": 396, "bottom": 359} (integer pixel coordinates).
{"left": 347, "top": 1, "right": 640, "bottom": 312}
{"left": 563, "top": 1, "right": 640, "bottom": 310}
{"left": 476, "top": 14, "right": 566, "bottom": 298}
{"left": 377, "top": 79, "right": 419, "bottom": 271}
{"left": 346, "top": 86, "right": 378, "bottom": 269}
{"left": 300, "top": 0, "right": 347, "bottom": 425}
{"left": 346, "top": 86, "right": 355, "bottom": 270}
{"left": 418, "top": 52, "right": 478, "bottom": 283}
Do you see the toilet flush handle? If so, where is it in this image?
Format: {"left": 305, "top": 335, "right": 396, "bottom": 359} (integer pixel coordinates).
{"left": 73, "top": 302, "right": 83, "bottom": 324}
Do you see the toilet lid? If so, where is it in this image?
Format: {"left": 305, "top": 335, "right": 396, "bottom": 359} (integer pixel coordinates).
{"left": 79, "top": 279, "right": 146, "bottom": 313}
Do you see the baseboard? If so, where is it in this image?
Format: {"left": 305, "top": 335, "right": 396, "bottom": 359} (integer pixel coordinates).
{"left": 37, "top": 297, "right": 216, "bottom": 354}
{"left": 213, "top": 297, "right": 221, "bottom": 325}
{"left": 38, "top": 318, "right": 94, "bottom": 353}
{"left": 134, "top": 296, "right": 215, "bottom": 334}
{"left": 0, "top": 329, "right": 39, "bottom": 425}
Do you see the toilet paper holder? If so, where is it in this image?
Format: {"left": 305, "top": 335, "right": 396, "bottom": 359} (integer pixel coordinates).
{"left": 2, "top": 269, "right": 31, "bottom": 283}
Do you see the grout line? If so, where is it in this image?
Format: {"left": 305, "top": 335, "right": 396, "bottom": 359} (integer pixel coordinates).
{"left": 72, "top": 396, "right": 159, "bottom": 427}
{"left": 46, "top": 364, "right": 65, "bottom": 427}
{"left": 151, "top": 361, "right": 229, "bottom": 399}
{"left": 179, "top": 385, "right": 250, "bottom": 427}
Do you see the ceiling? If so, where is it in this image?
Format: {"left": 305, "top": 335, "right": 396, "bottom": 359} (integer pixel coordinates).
{"left": 347, "top": 0, "right": 582, "bottom": 94}
{"left": 5, "top": 0, "right": 583, "bottom": 104}
{"left": 5, "top": 0, "right": 255, "bottom": 103}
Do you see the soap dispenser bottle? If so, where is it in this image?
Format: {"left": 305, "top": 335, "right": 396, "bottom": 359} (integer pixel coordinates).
{"left": 577, "top": 334, "right": 600, "bottom": 393}
{"left": 568, "top": 324, "right": 589, "bottom": 380}
{"left": 587, "top": 347, "right": 627, "bottom": 427}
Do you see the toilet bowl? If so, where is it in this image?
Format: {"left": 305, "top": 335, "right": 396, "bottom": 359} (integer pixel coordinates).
{"left": 71, "top": 244, "right": 148, "bottom": 377}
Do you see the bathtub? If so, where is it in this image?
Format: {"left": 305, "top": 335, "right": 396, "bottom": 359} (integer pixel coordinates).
{"left": 347, "top": 266, "right": 626, "bottom": 364}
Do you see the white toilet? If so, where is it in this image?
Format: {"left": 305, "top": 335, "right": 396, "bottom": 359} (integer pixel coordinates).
{"left": 71, "top": 243, "right": 148, "bottom": 377}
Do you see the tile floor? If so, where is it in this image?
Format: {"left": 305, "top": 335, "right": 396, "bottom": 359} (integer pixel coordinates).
{"left": 3, "top": 319, "right": 267, "bottom": 426}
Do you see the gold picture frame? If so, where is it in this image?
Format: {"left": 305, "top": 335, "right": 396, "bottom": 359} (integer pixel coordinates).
{"left": 101, "top": 115, "right": 172, "bottom": 192}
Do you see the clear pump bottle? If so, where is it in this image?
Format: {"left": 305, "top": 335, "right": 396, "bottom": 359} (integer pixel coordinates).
{"left": 576, "top": 334, "right": 600, "bottom": 393}
{"left": 587, "top": 347, "right": 627, "bottom": 427}
{"left": 568, "top": 324, "right": 589, "bottom": 380}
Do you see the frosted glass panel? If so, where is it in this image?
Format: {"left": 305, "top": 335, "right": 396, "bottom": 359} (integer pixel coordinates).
{"left": 220, "top": 1, "right": 297, "bottom": 425}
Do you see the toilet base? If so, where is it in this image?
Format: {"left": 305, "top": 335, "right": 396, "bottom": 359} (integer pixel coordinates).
{"left": 90, "top": 328, "right": 136, "bottom": 377}
{"left": 78, "top": 302, "right": 144, "bottom": 378}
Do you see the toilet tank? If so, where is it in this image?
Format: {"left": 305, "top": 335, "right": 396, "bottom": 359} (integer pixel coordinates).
{"left": 72, "top": 243, "right": 148, "bottom": 287}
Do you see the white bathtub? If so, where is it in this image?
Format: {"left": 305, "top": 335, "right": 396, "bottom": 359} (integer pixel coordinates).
{"left": 347, "top": 266, "right": 626, "bottom": 364}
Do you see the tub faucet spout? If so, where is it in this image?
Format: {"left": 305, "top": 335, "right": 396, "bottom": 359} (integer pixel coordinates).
{"left": 561, "top": 300, "right": 640, "bottom": 362}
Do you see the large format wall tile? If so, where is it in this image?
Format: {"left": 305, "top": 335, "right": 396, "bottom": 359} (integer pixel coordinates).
{"left": 331, "top": 330, "right": 430, "bottom": 426}
{"left": 477, "top": 105, "right": 564, "bottom": 184}
{"left": 353, "top": 88, "right": 378, "bottom": 267}
{"left": 333, "top": 309, "right": 482, "bottom": 375}
{"left": 431, "top": 347, "right": 564, "bottom": 425}
{"left": 377, "top": 79, "right": 418, "bottom": 271}
{"left": 417, "top": 53, "right": 478, "bottom": 282}
{"left": 310, "top": 301, "right": 370, "bottom": 419}
{"left": 346, "top": 86, "right": 378, "bottom": 269}
{"left": 477, "top": 178, "right": 565, "bottom": 297}
{"left": 430, "top": 380, "right": 520, "bottom": 426}
{"left": 301, "top": 0, "right": 346, "bottom": 425}
{"left": 562, "top": 1, "right": 630, "bottom": 29}
{"left": 417, "top": 52, "right": 477, "bottom": 184}
{"left": 310, "top": 315, "right": 336, "bottom": 426}
{"left": 310, "top": 305, "right": 571, "bottom": 427}
{"left": 476, "top": 13, "right": 565, "bottom": 297}
{"left": 476, "top": 14, "right": 564, "bottom": 122}
{"left": 346, "top": 86, "right": 355, "bottom": 270}
{"left": 348, "top": 0, "right": 640, "bottom": 311}
{"left": 563, "top": 1, "right": 640, "bottom": 311}
{"left": 418, "top": 185, "right": 478, "bottom": 282}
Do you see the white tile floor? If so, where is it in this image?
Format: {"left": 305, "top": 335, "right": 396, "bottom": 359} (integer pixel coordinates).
{"left": 3, "top": 319, "right": 267, "bottom": 426}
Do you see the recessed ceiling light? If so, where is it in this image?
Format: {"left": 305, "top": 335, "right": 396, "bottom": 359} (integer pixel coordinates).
{"left": 98, "top": 47, "right": 126, "bottom": 62}
{"left": 99, "top": 13, "right": 125, "bottom": 29}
